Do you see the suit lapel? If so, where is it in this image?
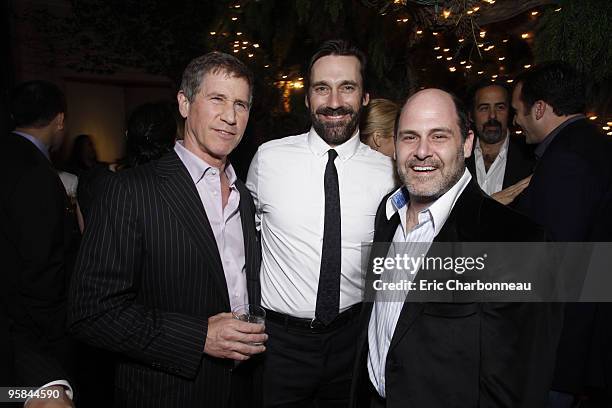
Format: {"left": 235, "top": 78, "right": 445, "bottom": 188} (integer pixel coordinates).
{"left": 388, "top": 180, "right": 484, "bottom": 351}
{"left": 155, "top": 151, "right": 230, "bottom": 306}
{"left": 236, "top": 180, "right": 261, "bottom": 306}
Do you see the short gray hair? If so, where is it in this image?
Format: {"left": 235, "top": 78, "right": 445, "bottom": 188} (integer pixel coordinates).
{"left": 180, "top": 51, "right": 254, "bottom": 102}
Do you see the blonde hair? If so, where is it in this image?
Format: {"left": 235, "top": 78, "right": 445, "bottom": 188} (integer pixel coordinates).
{"left": 361, "top": 98, "right": 399, "bottom": 142}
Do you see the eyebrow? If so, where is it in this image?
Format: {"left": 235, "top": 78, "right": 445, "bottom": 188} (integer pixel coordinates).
{"left": 206, "top": 91, "right": 250, "bottom": 106}
{"left": 311, "top": 80, "right": 359, "bottom": 87}
{"left": 398, "top": 127, "right": 453, "bottom": 136}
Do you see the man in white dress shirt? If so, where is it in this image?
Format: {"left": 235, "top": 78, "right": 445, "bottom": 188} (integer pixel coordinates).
{"left": 246, "top": 40, "right": 395, "bottom": 407}
{"left": 465, "top": 82, "right": 534, "bottom": 205}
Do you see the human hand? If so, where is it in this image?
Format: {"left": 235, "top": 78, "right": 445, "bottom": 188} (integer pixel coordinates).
{"left": 24, "top": 386, "right": 74, "bottom": 408}
{"left": 491, "top": 175, "right": 532, "bottom": 205}
{"left": 204, "top": 312, "right": 267, "bottom": 361}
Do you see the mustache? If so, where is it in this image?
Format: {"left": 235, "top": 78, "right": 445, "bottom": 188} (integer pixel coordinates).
{"left": 405, "top": 158, "right": 441, "bottom": 168}
{"left": 482, "top": 119, "right": 502, "bottom": 130}
{"left": 315, "top": 106, "right": 354, "bottom": 116}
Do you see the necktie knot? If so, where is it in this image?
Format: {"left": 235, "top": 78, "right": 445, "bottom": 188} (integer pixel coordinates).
{"left": 328, "top": 149, "right": 338, "bottom": 161}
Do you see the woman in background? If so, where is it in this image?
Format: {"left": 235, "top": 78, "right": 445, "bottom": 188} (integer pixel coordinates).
{"left": 360, "top": 98, "right": 398, "bottom": 159}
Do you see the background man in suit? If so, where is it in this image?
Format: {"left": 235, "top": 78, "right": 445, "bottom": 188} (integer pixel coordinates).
{"left": 1, "top": 80, "right": 76, "bottom": 407}
{"left": 351, "top": 88, "right": 560, "bottom": 408}
{"left": 246, "top": 40, "right": 396, "bottom": 407}
{"left": 69, "top": 52, "right": 265, "bottom": 408}
{"left": 512, "top": 62, "right": 612, "bottom": 407}
{"left": 465, "top": 82, "right": 534, "bottom": 204}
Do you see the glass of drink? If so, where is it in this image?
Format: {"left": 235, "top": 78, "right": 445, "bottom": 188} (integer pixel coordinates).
{"left": 232, "top": 304, "right": 266, "bottom": 346}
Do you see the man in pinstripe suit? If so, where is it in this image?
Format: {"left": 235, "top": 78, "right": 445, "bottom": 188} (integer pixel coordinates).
{"left": 69, "top": 52, "right": 266, "bottom": 407}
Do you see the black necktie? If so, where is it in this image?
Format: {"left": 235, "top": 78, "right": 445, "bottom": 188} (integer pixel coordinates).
{"left": 315, "top": 149, "right": 341, "bottom": 325}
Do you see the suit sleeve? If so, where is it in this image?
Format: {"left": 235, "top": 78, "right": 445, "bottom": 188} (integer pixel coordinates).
{"left": 245, "top": 149, "right": 262, "bottom": 231}
{"left": 7, "top": 164, "right": 73, "bottom": 386}
{"left": 68, "top": 175, "right": 207, "bottom": 379}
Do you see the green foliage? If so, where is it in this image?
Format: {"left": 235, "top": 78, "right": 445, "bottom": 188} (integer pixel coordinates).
{"left": 535, "top": 0, "right": 612, "bottom": 83}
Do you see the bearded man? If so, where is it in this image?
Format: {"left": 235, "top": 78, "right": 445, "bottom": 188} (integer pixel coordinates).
{"left": 465, "top": 82, "right": 535, "bottom": 205}
{"left": 246, "top": 39, "right": 396, "bottom": 407}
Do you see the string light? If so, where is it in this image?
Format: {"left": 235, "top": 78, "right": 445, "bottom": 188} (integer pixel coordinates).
{"left": 479, "top": 31, "right": 486, "bottom": 38}
{"left": 589, "top": 116, "right": 598, "bottom": 120}
{"left": 465, "top": 65, "right": 472, "bottom": 69}
{"left": 478, "top": 71, "right": 484, "bottom": 75}
{"left": 416, "top": 30, "right": 423, "bottom": 35}
{"left": 516, "top": 130, "right": 523, "bottom": 134}
{"left": 433, "top": 32, "right": 439, "bottom": 36}
{"left": 524, "top": 64, "right": 532, "bottom": 69}
{"left": 443, "top": 48, "right": 450, "bottom": 52}
{"left": 521, "top": 33, "right": 531, "bottom": 39}
{"left": 555, "top": 7, "right": 562, "bottom": 12}
{"left": 231, "top": 17, "right": 238, "bottom": 21}
{"left": 507, "top": 79, "right": 514, "bottom": 83}
{"left": 446, "top": 56, "right": 452, "bottom": 60}
{"left": 460, "top": 60, "right": 466, "bottom": 65}
{"left": 253, "top": 43, "right": 259, "bottom": 48}
{"left": 248, "top": 53, "right": 254, "bottom": 58}
{"left": 242, "top": 41, "right": 249, "bottom": 44}
{"left": 449, "top": 67, "right": 457, "bottom": 72}
{"left": 264, "top": 64, "right": 270, "bottom": 68}
{"left": 531, "top": 11, "right": 539, "bottom": 16}
{"left": 458, "top": 38, "right": 465, "bottom": 43}
{"left": 442, "top": 10, "right": 451, "bottom": 19}
{"left": 436, "top": 55, "right": 443, "bottom": 59}
{"left": 498, "top": 57, "right": 505, "bottom": 61}
{"left": 492, "top": 74, "right": 498, "bottom": 78}
{"left": 502, "top": 39, "right": 509, "bottom": 43}
{"left": 237, "top": 32, "right": 242, "bottom": 35}
{"left": 210, "top": 31, "right": 216, "bottom": 35}
{"left": 434, "top": 46, "right": 441, "bottom": 50}
{"left": 467, "top": 10, "right": 473, "bottom": 15}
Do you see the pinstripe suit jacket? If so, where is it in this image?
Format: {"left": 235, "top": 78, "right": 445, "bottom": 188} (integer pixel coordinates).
{"left": 69, "top": 151, "right": 261, "bottom": 408}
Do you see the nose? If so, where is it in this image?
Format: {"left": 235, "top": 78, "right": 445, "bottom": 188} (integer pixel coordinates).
{"left": 414, "top": 138, "right": 432, "bottom": 160}
{"left": 488, "top": 109, "right": 497, "bottom": 121}
{"left": 220, "top": 103, "right": 237, "bottom": 125}
{"left": 327, "top": 89, "right": 342, "bottom": 109}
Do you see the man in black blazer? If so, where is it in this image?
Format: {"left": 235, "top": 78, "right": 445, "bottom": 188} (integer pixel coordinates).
{"left": 0, "top": 80, "right": 76, "bottom": 406}
{"left": 512, "top": 62, "right": 612, "bottom": 407}
{"left": 465, "top": 81, "right": 534, "bottom": 204}
{"left": 69, "top": 52, "right": 265, "bottom": 408}
{"left": 350, "top": 89, "right": 561, "bottom": 408}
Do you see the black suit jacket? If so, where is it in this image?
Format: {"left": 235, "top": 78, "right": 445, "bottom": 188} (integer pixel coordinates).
{"left": 351, "top": 179, "right": 562, "bottom": 408}
{"left": 0, "top": 132, "right": 77, "bottom": 387}
{"left": 514, "top": 118, "right": 612, "bottom": 396}
{"left": 466, "top": 135, "right": 535, "bottom": 191}
{"left": 69, "top": 151, "right": 261, "bottom": 408}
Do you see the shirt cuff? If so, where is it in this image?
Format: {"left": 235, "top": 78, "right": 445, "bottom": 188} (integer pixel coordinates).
{"left": 24, "top": 380, "right": 73, "bottom": 407}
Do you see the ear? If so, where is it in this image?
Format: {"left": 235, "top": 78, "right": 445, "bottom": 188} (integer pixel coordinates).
{"left": 372, "top": 131, "right": 383, "bottom": 148}
{"left": 55, "top": 112, "right": 65, "bottom": 131}
{"left": 463, "top": 129, "right": 475, "bottom": 159}
{"left": 362, "top": 91, "right": 370, "bottom": 107}
{"left": 305, "top": 93, "right": 310, "bottom": 109}
{"left": 534, "top": 101, "right": 546, "bottom": 120}
{"left": 177, "top": 91, "right": 190, "bottom": 119}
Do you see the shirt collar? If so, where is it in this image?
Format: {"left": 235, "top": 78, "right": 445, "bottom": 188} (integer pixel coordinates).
{"left": 474, "top": 132, "right": 510, "bottom": 160}
{"left": 386, "top": 168, "right": 472, "bottom": 237}
{"left": 307, "top": 127, "right": 361, "bottom": 161}
{"left": 535, "top": 114, "right": 585, "bottom": 159}
{"left": 174, "top": 141, "right": 237, "bottom": 186}
{"left": 13, "top": 131, "right": 50, "bottom": 160}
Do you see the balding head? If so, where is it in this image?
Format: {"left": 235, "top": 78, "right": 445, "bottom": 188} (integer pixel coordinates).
{"left": 395, "top": 88, "right": 474, "bottom": 209}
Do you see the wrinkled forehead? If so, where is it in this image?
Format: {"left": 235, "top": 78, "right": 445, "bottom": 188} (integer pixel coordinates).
{"left": 399, "top": 92, "right": 458, "bottom": 130}
{"left": 475, "top": 85, "right": 509, "bottom": 105}
{"left": 309, "top": 55, "right": 363, "bottom": 86}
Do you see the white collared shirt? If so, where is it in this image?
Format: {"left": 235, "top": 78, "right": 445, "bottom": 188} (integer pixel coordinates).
{"left": 174, "top": 141, "right": 248, "bottom": 311}
{"left": 367, "top": 169, "right": 472, "bottom": 397}
{"left": 246, "top": 128, "right": 396, "bottom": 318}
{"left": 473, "top": 135, "right": 509, "bottom": 195}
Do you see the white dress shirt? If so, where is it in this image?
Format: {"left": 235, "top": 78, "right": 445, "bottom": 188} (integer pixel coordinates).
{"left": 367, "top": 169, "right": 472, "bottom": 397}
{"left": 175, "top": 141, "right": 248, "bottom": 310}
{"left": 246, "top": 128, "right": 396, "bottom": 318}
{"left": 473, "top": 134, "right": 509, "bottom": 195}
